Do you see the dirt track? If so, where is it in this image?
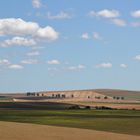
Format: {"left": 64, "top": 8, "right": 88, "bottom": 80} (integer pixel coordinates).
{"left": 0, "top": 121, "right": 140, "bottom": 140}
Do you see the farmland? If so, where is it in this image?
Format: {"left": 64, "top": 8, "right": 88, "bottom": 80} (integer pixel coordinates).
{"left": 0, "top": 89, "right": 140, "bottom": 138}
{"left": 1, "top": 121, "right": 140, "bottom": 140}
{"left": 0, "top": 105, "right": 140, "bottom": 136}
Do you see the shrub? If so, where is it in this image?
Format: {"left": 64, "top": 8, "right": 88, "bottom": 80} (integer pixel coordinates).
{"left": 85, "top": 106, "right": 91, "bottom": 109}
{"left": 68, "top": 105, "right": 80, "bottom": 109}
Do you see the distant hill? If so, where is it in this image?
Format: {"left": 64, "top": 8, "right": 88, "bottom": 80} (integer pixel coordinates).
{"left": 0, "top": 89, "right": 140, "bottom": 101}
{"left": 94, "top": 89, "right": 140, "bottom": 101}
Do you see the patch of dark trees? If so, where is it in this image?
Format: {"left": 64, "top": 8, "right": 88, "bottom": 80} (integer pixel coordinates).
{"left": 68, "top": 105, "right": 115, "bottom": 110}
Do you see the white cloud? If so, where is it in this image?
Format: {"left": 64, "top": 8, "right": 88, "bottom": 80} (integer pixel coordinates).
{"left": 0, "top": 18, "right": 59, "bottom": 42}
{"left": 96, "top": 62, "right": 112, "bottom": 68}
{"left": 81, "top": 32, "right": 103, "bottom": 40}
{"left": 21, "top": 59, "right": 38, "bottom": 64}
{"left": 31, "top": 46, "right": 45, "bottom": 50}
{"left": 93, "top": 32, "right": 102, "bottom": 40}
{"left": 8, "top": 64, "right": 23, "bottom": 69}
{"left": 81, "top": 33, "right": 90, "bottom": 40}
{"left": 0, "top": 59, "right": 10, "bottom": 65}
{"left": 120, "top": 64, "right": 128, "bottom": 68}
{"left": 47, "top": 11, "right": 72, "bottom": 20}
{"left": 131, "top": 22, "right": 140, "bottom": 27}
{"left": 1, "top": 37, "right": 36, "bottom": 47}
{"left": 27, "top": 51, "right": 40, "bottom": 56}
{"left": 48, "top": 67, "right": 58, "bottom": 71}
{"left": 67, "top": 64, "right": 86, "bottom": 71}
{"left": 35, "top": 26, "right": 59, "bottom": 41}
{"left": 131, "top": 10, "right": 140, "bottom": 18}
{"left": 0, "top": 18, "right": 39, "bottom": 36}
{"left": 67, "top": 66, "right": 77, "bottom": 71}
{"left": 32, "top": 0, "right": 42, "bottom": 8}
{"left": 111, "top": 19, "right": 127, "bottom": 27}
{"left": 78, "top": 64, "right": 86, "bottom": 69}
{"left": 47, "top": 60, "right": 60, "bottom": 65}
{"left": 89, "top": 9, "right": 120, "bottom": 18}
{"left": 134, "top": 55, "right": 140, "bottom": 61}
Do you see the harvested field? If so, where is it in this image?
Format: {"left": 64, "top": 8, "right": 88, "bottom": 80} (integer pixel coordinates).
{"left": 0, "top": 121, "right": 140, "bottom": 140}
{"left": 0, "top": 102, "right": 74, "bottom": 110}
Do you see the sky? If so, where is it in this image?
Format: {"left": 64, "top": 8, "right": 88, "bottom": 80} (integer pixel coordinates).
{"left": 0, "top": 0, "right": 140, "bottom": 92}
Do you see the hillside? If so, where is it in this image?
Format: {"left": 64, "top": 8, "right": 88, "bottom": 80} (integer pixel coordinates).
{"left": 1, "top": 89, "right": 140, "bottom": 102}
{"left": 94, "top": 89, "right": 140, "bottom": 101}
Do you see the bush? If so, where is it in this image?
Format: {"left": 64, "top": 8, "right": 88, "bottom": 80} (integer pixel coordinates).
{"left": 95, "top": 106, "right": 113, "bottom": 110}
{"left": 68, "top": 105, "right": 80, "bottom": 109}
{"left": 104, "top": 96, "right": 108, "bottom": 99}
{"left": 85, "top": 106, "right": 91, "bottom": 109}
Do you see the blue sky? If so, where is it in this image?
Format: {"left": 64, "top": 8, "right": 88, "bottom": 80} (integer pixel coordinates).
{"left": 0, "top": 0, "right": 140, "bottom": 92}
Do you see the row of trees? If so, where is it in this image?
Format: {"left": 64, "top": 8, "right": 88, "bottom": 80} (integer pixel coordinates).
{"left": 94, "top": 96, "right": 125, "bottom": 100}
{"left": 113, "top": 96, "right": 124, "bottom": 100}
